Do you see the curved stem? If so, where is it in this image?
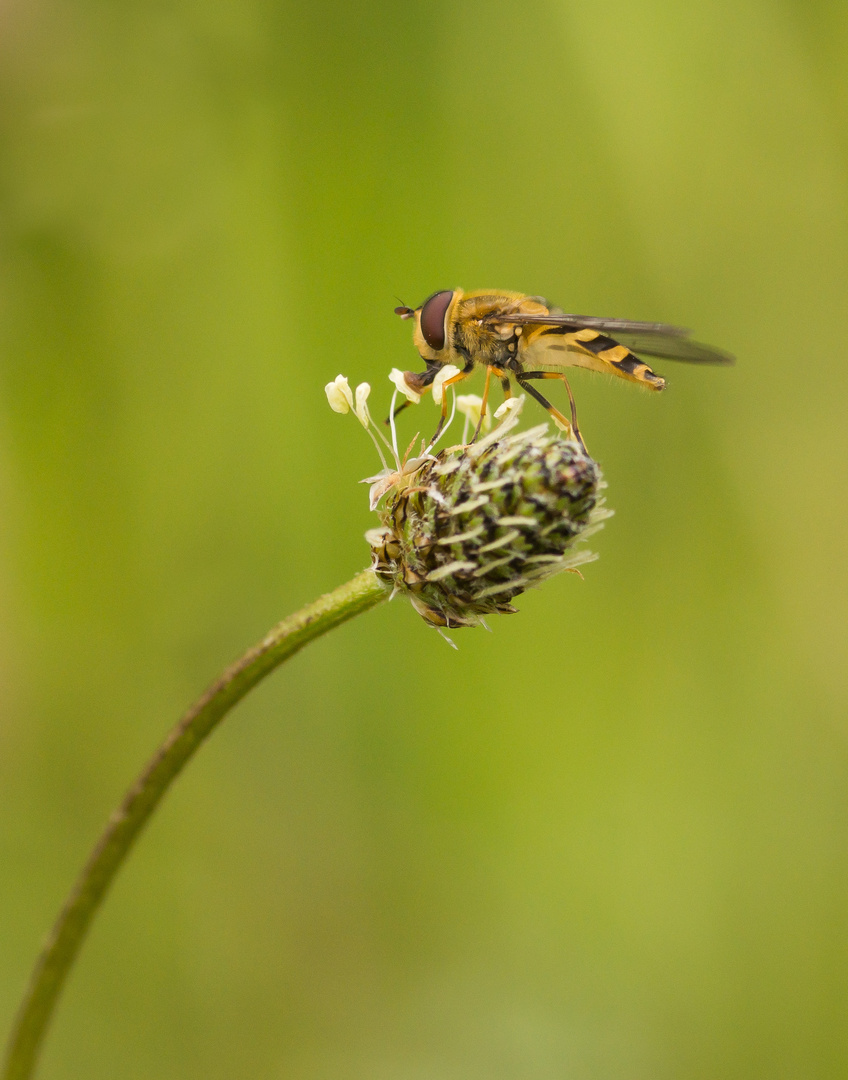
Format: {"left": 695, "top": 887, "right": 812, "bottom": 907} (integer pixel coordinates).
{"left": 2, "top": 569, "right": 390, "bottom": 1080}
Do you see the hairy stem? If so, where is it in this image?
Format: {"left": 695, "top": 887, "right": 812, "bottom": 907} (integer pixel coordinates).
{"left": 2, "top": 569, "right": 390, "bottom": 1080}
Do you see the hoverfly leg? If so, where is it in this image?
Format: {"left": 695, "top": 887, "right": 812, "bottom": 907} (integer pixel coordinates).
{"left": 470, "top": 366, "right": 496, "bottom": 443}
{"left": 386, "top": 398, "right": 412, "bottom": 424}
{"left": 428, "top": 368, "right": 472, "bottom": 449}
{"left": 558, "top": 372, "right": 586, "bottom": 455}
{"left": 384, "top": 368, "right": 438, "bottom": 425}
{"left": 516, "top": 371, "right": 589, "bottom": 455}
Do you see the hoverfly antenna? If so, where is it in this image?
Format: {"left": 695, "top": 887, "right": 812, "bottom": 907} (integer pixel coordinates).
{"left": 394, "top": 303, "right": 415, "bottom": 320}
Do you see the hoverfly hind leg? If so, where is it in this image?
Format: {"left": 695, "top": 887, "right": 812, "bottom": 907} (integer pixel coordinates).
{"left": 516, "top": 371, "right": 589, "bottom": 455}
{"left": 558, "top": 372, "right": 586, "bottom": 454}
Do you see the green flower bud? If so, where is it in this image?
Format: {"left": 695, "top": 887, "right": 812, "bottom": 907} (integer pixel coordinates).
{"left": 367, "top": 423, "right": 611, "bottom": 630}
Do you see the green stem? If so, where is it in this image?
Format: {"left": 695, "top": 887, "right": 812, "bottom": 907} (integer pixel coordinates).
{"left": 2, "top": 569, "right": 390, "bottom": 1080}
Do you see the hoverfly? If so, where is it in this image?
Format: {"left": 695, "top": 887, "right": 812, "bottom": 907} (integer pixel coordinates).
{"left": 393, "top": 289, "right": 733, "bottom": 450}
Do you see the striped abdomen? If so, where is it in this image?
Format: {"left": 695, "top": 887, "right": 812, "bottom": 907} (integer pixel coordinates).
{"left": 526, "top": 325, "right": 667, "bottom": 390}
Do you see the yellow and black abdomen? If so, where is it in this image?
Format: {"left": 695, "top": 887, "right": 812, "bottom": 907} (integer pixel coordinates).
{"left": 522, "top": 325, "right": 667, "bottom": 390}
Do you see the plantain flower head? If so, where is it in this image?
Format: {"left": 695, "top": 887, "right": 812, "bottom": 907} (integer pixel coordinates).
{"left": 327, "top": 372, "right": 611, "bottom": 636}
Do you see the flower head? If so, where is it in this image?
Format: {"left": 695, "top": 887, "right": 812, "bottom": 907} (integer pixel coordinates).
{"left": 327, "top": 372, "right": 611, "bottom": 635}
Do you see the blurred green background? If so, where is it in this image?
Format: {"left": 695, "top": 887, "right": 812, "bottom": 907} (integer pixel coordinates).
{"left": 1, "top": 0, "right": 847, "bottom": 1076}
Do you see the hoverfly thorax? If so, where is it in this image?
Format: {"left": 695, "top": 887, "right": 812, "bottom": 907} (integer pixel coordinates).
{"left": 451, "top": 291, "right": 551, "bottom": 371}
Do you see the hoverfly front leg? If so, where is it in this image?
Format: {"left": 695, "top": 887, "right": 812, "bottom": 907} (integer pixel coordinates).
{"left": 515, "top": 370, "right": 588, "bottom": 454}
{"left": 384, "top": 367, "right": 439, "bottom": 424}
{"left": 428, "top": 363, "right": 473, "bottom": 448}
{"left": 388, "top": 398, "right": 412, "bottom": 423}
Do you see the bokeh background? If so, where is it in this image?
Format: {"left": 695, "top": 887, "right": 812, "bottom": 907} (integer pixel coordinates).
{"left": 1, "top": 0, "right": 847, "bottom": 1076}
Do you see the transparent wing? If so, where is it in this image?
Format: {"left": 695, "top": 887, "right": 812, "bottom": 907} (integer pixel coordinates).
{"left": 490, "top": 312, "right": 734, "bottom": 366}
{"left": 488, "top": 312, "right": 691, "bottom": 336}
{"left": 612, "top": 332, "right": 734, "bottom": 366}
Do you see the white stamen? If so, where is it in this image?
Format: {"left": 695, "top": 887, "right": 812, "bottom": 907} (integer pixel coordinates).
{"left": 389, "top": 368, "right": 421, "bottom": 403}
{"left": 354, "top": 382, "right": 371, "bottom": 426}
{"left": 364, "top": 424, "right": 390, "bottom": 472}
{"left": 325, "top": 374, "right": 354, "bottom": 413}
{"left": 493, "top": 396, "right": 522, "bottom": 420}
{"left": 432, "top": 365, "right": 461, "bottom": 406}
{"left": 426, "top": 386, "right": 458, "bottom": 454}
{"left": 456, "top": 394, "right": 491, "bottom": 443}
{"left": 388, "top": 387, "right": 400, "bottom": 466}
{"left": 466, "top": 396, "right": 526, "bottom": 456}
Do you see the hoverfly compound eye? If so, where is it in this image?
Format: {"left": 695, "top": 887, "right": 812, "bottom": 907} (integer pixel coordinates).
{"left": 419, "top": 290, "right": 454, "bottom": 351}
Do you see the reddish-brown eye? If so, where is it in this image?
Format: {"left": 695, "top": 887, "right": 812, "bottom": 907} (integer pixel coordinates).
{"left": 419, "top": 290, "right": 454, "bottom": 351}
